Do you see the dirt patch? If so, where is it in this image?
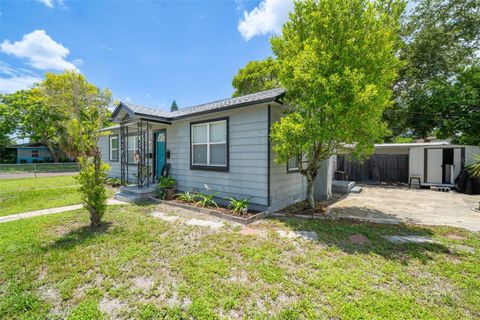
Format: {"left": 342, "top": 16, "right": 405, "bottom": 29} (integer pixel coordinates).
{"left": 445, "top": 234, "right": 467, "bottom": 241}
{"left": 348, "top": 234, "right": 370, "bottom": 245}
{"left": 131, "top": 276, "right": 155, "bottom": 291}
{"left": 99, "top": 296, "right": 127, "bottom": 319}
{"left": 239, "top": 226, "right": 266, "bottom": 236}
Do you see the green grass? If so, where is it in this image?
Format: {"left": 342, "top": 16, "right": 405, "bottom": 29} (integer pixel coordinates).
{"left": 0, "top": 163, "right": 79, "bottom": 173}
{"left": 0, "top": 205, "right": 479, "bottom": 319}
{"left": 0, "top": 176, "right": 113, "bottom": 217}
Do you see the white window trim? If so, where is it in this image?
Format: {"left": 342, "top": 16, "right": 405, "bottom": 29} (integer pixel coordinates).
{"left": 191, "top": 120, "right": 227, "bottom": 167}
{"left": 109, "top": 135, "right": 119, "bottom": 161}
{"left": 287, "top": 157, "right": 300, "bottom": 173}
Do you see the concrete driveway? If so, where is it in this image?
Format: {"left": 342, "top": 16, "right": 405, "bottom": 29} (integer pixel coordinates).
{"left": 329, "top": 185, "right": 480, "bottom": 231}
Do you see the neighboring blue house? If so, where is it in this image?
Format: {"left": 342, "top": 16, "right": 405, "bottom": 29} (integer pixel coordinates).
{"left": 7, "top": 143, "right": 53, "bottom": 163}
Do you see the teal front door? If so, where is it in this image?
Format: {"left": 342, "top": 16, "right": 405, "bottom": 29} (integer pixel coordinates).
{"left": 155, "top": 130, "right": 166, "bottom": 181}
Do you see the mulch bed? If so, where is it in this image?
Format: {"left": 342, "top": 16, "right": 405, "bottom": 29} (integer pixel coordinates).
{"left": 276, "top": 193, "right": 346, "bottom": 217}
{"left": 168, "top": 198, "right": 259, "bottom": 218}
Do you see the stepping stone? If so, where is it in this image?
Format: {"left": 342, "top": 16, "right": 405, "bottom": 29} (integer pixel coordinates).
{"left": 452, "top": 244, "right": 475, "bottom": 254}
{"left": 185, "top": 218, "right": 224, "bottom": 229}
{"left": 151, "top": 211, "right": 180, "bottom": 222}
{"left": 348, "top": 234, "right": 370, "bottom": 245}
{"left": 445, "top": 234, "right": 467, "bottom": 241}
{"left": 277, "top": 230, "right": 318, "bottom": 241}
{"left": 239, "top": 227, "right": 265, "bottom": 236}
{"left": 383, "top": 235, "right": 439, "bottom": 244}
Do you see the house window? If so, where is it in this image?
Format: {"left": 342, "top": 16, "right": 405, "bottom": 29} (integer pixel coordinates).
{"left": 127, "top": 134, "right": 140, "bottom": 164}
{"left": 287, "top": 157, "right": 300, "bottom": 173}
{"left": 31, "top": 150, "right": 39, "bottom": 158}
{"left": 191, "top": 118, "right": 228, "bottom": 171}
{"left": 109, "top": 135, "right": 119, "bottom": 162}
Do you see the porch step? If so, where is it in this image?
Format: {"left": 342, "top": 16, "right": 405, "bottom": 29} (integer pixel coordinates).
{"left": 115, "top": 192, "right": 148, "bottom": 203}
{"left": 332, "top": 180, "right": 356, "bottom": 193}
{"left": 120, "top": 185, "right": 156, "bottom": 196}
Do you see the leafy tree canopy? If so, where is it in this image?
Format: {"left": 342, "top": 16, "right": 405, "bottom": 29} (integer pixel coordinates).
{"left": 387, "top": 0, "right": 480, "bottom": 140}
{"left": 271, "top": 0, "right": 404, "bottom": 207}
{"left": 232, "top": 57, "right": 280, "bottom": 97}
{"left": 170, "top": 100, "right": 178, "bottom": 112}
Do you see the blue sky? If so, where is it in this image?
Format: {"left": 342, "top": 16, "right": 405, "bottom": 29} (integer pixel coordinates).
{"left": 0, "top": 0, "right": 293, "bottom": 111}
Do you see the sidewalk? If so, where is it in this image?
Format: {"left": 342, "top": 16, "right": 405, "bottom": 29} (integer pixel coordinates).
{"left": 0, "top": 199, "right": 128, "bottom": 224}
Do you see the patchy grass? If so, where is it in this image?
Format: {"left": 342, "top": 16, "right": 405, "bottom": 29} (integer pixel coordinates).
{"left": 0, "top": 176, "right": 114, "bottom": 216}
{"left": 0, "top": 205, "right": 479, "bottom": 319}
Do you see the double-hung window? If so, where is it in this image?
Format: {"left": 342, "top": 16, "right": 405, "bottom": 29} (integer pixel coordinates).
{"left": 287, "top": 157, "right": 300, "bottom": 173}
{"left": 109, "top": 135, "right": 119, "bottom": 161}
{"left": 191, "top": 118, "right": 228, "bottom": 171}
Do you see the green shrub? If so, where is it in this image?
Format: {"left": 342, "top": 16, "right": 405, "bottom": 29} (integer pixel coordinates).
{"left": 468, "top": 154, "right": 480, "bottom": 179}
{"left": 158, "top": 176, "right": 176, "bottom": 189}
{"left": 228, "top": 197, "right": 249, "bottom": 214}
{"left": 106, "top": 177, "right": 122, "bottom": 187}
{"left": 195, "top": 192, "right": 218, "bottom": 208}
{"left": 76, "top": 156, "right": 109, "bottom": 227}
{"left": 175, "top": 190, "right": 196, "bottom": 203}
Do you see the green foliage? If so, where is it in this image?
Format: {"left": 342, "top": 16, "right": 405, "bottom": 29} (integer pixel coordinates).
{"left": 41, "top": 71, "right": 112, "bottom": 227}
{"left": 76, "top": 157, "right": 110, "bottom": 227}
{"left": 232, "top": 57, "right": 280, "bottom": 97}
{"left": 176, "top": 190, "right": 197, "bottom": 203}
{"left": 106, "top": 177, "right": 122, "bottom": 187}
{"left": 170, "top": 99, "right": 179, "bottom": 111}
{"left": 392, "top": 136, "right": 414, "bottom": 143}
{"left": 270, "top": 0, "right": 404, "bottom": 207}
{"left": 159, "top": 176, "right": 177, "bottom": 189}
{"left": 195, "top": 192, "right": 218, "bottom": 208}
{"left": 228, "top": 197, "right": 249, "bottom": 214}
{"left": 388, "top": 0, "right": 480, "bottom": 139}
{"left": 154, "top": 184, "right": 165, "bottom": 199}
{"left": 468, "top": 154, "right": 480, "bottom": 180}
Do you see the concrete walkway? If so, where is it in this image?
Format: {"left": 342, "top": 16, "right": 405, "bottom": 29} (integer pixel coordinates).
{"left": 0, "top": 199, "right": 128, "bottom": 224}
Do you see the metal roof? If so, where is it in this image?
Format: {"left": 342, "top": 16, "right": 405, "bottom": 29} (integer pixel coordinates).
{"left": 111, "top": 88, "right": 285, "bottom": 122}
{"left": 374, "top": 142, "right": 450, "bottom": 148}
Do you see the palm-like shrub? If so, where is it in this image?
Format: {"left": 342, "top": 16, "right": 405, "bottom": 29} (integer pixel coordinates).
{"left": 176, "top": 191, "right": 196, "bottom": 203}
{"left": 195, "top": 192, "right": 218, "bottom": 208}
{"left": 228, "top": 197, "right": 249, "bottom": 215}
{"left": 468, "top": 154, "right": 480, "bottom": 179}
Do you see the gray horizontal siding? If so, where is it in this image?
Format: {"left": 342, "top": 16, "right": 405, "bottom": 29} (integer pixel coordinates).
{"left": 269, "top": 106, "right": 307, "bottom": 211}
{"left": 168, "top": 104, "right": 269, "bottom": 207}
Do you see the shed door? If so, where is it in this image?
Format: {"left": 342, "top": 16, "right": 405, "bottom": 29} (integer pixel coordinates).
{"left": 426, "top": 149, "right": 443, "bottom": 184}
{"left": 453, "top": 148, "right": 463, "bottom": 181}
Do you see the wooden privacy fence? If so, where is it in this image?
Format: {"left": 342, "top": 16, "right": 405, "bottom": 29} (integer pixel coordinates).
{"left": 337, "top": 154, "right": 409, "bottom": 183}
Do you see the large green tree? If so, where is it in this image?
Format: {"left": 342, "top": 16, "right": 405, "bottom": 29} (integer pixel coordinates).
{"left": 41, "top": 71, "right": 112, "bottom": 227}
{"left": 387, "top": 0, "right": 480, "bottom": 139}
{"left": 232, "top": 57, "right": 280, "bottom": 97}
{"left": 1, "top": 88, "right": 65, "bottom": 162}
{"left": 271, "top": 0, "right": 404, "bottom": 208}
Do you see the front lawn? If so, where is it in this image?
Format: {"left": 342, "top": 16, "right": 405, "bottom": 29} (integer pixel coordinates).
{"left": 1, "top": 205, "right": 479, "bottom": 319}
{"left": 0, "top": 176, "right": 113, "bottom": 216}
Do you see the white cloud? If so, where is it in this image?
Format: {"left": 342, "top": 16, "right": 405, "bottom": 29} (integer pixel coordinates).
{"left": 0, "top": 30, "right": 79, "bottom": 71}
{"left": 238, "top": 0, "right": 294, "bottom": 40}
{"left": 35, "top": 0, "right": 64, "bottom": 8}
{"left": 0, "top": 62, "right": 42, "bottom": 93}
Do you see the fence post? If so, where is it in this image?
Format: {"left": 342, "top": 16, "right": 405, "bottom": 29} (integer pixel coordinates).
{"left": 34, "top": 163, "right": 37, "bottom": 178}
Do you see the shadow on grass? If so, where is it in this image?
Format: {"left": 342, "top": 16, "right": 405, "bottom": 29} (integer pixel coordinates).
{"left": 271, "top": 211, "right": 451, "bottom": 263}
{"left": 48, "top": 221, "right": 113, "bottom": 250}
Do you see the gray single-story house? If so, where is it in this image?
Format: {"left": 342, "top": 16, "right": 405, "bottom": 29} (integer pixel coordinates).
{"left": 99, "top": 88, "right": 332, "bottom": 211}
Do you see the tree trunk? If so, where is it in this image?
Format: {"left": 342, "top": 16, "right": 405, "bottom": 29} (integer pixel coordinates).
{"left": 45, "top": 141, "right": 60, "bottom": 162}
{"left": 90, "top": 209, "right": 101, "bottom": 227}
{"left": 306, "top": 175, "right": 315, "bottom": 209}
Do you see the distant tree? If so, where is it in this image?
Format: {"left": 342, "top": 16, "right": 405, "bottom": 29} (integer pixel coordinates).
{"left": 0, "top": 99, "right": 17, "bottom": 162}
{"left": 387, "top": 0, "right": 480, "bottom": 139}
{"left": 232, "top": 57, "right": 280, "bottom": 97}
{"left": 433, "top": 65, "right": 480, "bottom": 145}
{"left": 41, "top": 71, "right": 112, "bottom": 227}
{"left": 1, "top": 89, "right": 65, "bottom": 162}
{"left": 270, "top": 0, "right": 404, "bottom": 208}
{"left": 170, "top": 100, "right": 179, "bottom": 112}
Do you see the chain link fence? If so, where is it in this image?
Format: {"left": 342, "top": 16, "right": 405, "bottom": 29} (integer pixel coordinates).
{"left": 0, "top": 162, "right": 80, "bottom": 177}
